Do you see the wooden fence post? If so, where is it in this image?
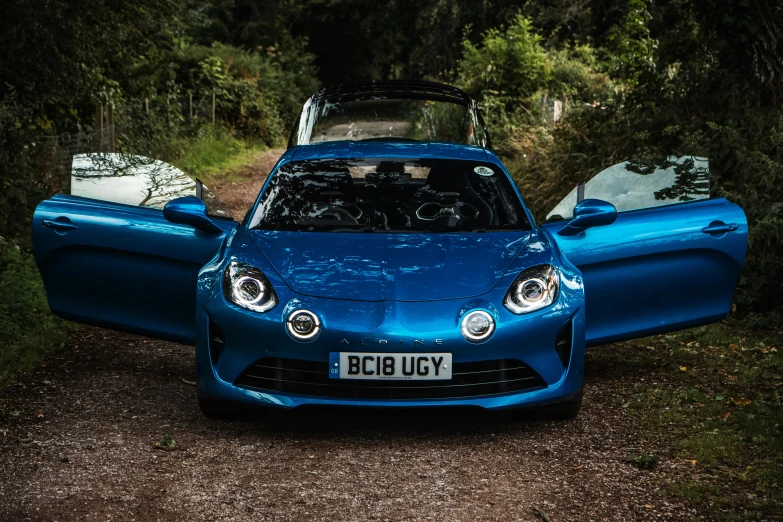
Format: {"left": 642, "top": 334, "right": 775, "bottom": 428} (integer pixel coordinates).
{"left": 145, "top": 98, "right": 149, "bottom": 115}
{"left": 94, "top": 105, "right": 103, "bottom": 150}
{"left": 189, "top": 93, "right": 193, "bottom": 121}
{"left": 108, "top": 103, "right": 115, "bottom": 152}
{"left": 212, "top": 93, "right": 216, "bottom": 126}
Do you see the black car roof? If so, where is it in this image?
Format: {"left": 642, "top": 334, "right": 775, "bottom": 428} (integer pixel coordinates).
{"left": 310, "top": 80, "right": 477, "bottom": 107}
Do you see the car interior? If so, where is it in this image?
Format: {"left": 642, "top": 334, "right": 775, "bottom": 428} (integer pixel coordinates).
{"left": 252, "top": 159, "right": 530, "bottom": 232}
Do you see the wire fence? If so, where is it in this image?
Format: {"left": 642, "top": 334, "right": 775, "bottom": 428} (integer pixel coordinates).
{"left": 124, "top": 94, "right": 220, "bottom": 125}
{"left": 33, "top": 93, "right": 222, "bottom": 194}
{"left": 33, "top": 126, "right": 116, "bottom": 195}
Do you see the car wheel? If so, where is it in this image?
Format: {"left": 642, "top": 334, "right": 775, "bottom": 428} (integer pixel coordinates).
{"left": 532, "top": 393, "right": 583, "bottom": 420}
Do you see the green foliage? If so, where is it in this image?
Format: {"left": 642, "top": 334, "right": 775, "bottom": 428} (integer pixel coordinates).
{"left": 605, "top": 0, "right": 657, "bottom": 85}
{"left": 0, "top": 240, "right": 71, "bottom": 385}
{"left": 0, "top": 0, "right": 186, "bottom": 131}
{"left": 154, "top": 434, "right": 176, "bottom": 450}
{"left": 166, "top": 128, "right": 264, "bottom": 181}
{"left": 115, "top": 42, "right": 305, "bottom": 158}
{"left": 457, "top": 16, "right": 551, "bottom": 102}
{"left": 179, "top": 43, "right": 288, "bottom": 140}
{"left": 454, "top": 17, "right": 616, "bottom": 152}
{"left": 0, "top": 96, "right": 45, "bottom": 248}
{"left": 625, "top": 454, "right": 658, "bottom": 470}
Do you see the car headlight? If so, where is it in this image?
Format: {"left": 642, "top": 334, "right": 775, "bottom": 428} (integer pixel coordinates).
{"left": 223, "top": 261, "right": 278, "bottom": 312}
{"left": 503, "top": 264, "right": 559, "bottom": 314}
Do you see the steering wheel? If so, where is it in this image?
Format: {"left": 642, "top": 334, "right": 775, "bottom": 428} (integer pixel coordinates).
{"left": 415, "top": 201, "right": 480, "bottom": 222}
{"left": 332, "top": 200, "right": 364, "bottom": 220}
{"left": 301, "top": 202, "right": 360, "bottom": 224}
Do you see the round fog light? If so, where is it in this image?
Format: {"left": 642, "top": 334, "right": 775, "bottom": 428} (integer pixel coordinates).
{"left": 286, "top": 310, "right": 321, "bottom": 341}
{"left": 460, "top": 310, "right": 495, "bottom": 343}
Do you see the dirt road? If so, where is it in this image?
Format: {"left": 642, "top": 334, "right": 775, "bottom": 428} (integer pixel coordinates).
{"left": 0, "top": 149, "right": 699, "bottom": 521}
{"left": 0, "top": 330, "right": 695, "bottom": 521}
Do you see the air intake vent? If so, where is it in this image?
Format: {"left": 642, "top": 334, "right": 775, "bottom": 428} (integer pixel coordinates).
{"left": 554, "top": 319, "right": 573, "bottom": 369}
{"left": 235, "top": 358, "right": 546, "bottom": 400}
{"left": 208, "top": 318, "right": 226, "bottom": 366}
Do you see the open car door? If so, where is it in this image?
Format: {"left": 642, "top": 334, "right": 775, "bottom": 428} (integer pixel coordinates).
{"left": 33, "top": 154, "right": 237, "bottom": 345}
{"left": 542, "top": 157, "right": 747, "bottom": 346}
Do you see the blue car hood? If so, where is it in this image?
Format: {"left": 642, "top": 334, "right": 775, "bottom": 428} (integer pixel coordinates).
{"left": 250, "top": 230, "right": 532, "bottom": 301}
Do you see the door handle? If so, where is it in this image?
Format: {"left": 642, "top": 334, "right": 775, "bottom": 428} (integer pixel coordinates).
{"left": 43, "top": 219, "right": 78, "bottom": 232}
{"left": 702, "top": 222, "right": 737, "bottom": 235}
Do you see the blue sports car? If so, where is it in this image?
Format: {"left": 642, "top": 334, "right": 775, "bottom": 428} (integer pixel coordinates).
{"left": 33, "top": 81, "right": 748, "bottom": 419}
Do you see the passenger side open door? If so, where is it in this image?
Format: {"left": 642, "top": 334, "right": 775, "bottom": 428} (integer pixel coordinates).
{"left": 542, "top": 158, "right": 748, "bottom": 346}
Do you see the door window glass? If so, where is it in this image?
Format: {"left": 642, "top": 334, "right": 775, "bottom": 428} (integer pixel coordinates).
{"left": 70, "top": 153, "right": 232, "bottom": 219}
{"left": 546, "top": 156, "right": 710, "bottom": 221}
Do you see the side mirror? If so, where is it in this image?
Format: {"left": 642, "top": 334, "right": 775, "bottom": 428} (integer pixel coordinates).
{"left": 557, "top": 198, "right": 617, "bottom": 236}
{"left": 163, "top": 196, "right": 222, "bottom": 234}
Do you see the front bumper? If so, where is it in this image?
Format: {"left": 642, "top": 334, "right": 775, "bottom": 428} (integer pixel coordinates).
{"left": 195, "top": 278, "right": 586, "bottom": 411}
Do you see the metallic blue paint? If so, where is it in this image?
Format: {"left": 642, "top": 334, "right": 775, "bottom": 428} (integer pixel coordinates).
{"left": 163, "top": 196, "right": 224, "bottom": 234}
{"left": 543, "top": 197, "right": 747, "bottom": 346}
{"left": 33, "top": 194, "right": 237, "bottom": 344}
{"left": 195, "top": 226, "right": 586, "bottom": 410}
{"left": 557, "top": 198, "right": 617, "bottom": 236}
{"left": 250, "top": 230, "right": 532, "bottom": 301}
{"left": 32, "top": 140, "right": 748, "bottom": 413}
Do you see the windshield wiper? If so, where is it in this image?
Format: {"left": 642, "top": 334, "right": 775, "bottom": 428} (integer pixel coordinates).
{"left": 331, "top": 226, "right": 376, "bottom": 233}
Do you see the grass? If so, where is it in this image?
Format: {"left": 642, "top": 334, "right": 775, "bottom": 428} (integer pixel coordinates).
{"left": 0, "top": 240, "right": 71, "bottom": 386}
{"left": 590, "top": 324, "right": 783, "bottom": 520}
{"left": 154, "top": 435, "right": 176, "bottom": 451}
{"left": 167, "top": 130, "right": 268, "bottom": 185}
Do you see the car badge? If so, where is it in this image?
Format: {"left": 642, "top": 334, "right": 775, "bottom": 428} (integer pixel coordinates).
{"left": 474, "top": 166, "right": 494, "bottom": 176}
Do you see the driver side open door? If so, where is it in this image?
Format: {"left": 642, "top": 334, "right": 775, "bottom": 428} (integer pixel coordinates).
{"left": 33, "top": 154, "right": 237, "bottom": 345}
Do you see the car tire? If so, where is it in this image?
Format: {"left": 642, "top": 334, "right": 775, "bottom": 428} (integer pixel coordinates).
{"left": 532, "top": 393, "right": 583, "bottom": 420}
{"left": 197, "top": 396, "right": 240, "bottom": 420}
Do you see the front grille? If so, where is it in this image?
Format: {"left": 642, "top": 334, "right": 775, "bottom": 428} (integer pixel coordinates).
{"left": 235, "top": 358, "right": 546, "bottom": 400}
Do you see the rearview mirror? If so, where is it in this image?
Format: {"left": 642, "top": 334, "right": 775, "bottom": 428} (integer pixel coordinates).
{"left": 557, "top": 199, "right": 617, "bottom": 236}
{"left": 163, "top": 196, "right": 222, "bottom": 234}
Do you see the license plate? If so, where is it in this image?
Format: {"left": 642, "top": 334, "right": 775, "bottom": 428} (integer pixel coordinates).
{"left": 329, "top": 352, "right": 452, "bottom": 380}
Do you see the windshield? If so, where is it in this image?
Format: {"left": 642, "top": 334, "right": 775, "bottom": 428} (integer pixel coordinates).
{"left": 291, "top": 98, "right": 488, "bottom": 147}
{"left": 249, "top": 158, "right": 530, "bottom": 232}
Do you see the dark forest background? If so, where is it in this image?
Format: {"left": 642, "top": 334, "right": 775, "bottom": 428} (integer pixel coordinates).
{"left": 1, "top": 0, "right": 782, "bottom": 364}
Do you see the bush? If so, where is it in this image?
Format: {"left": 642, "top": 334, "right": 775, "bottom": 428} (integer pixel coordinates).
{"left": 0, "top": 96, "right": 48, "bottom": 249}
{"left": 0, "top": 239, "right": 70, "bottom": 385}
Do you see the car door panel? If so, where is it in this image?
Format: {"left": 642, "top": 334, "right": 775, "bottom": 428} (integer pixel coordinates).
{"left": 34, "top": 194, "right": 237, "bottom": 344}
{"left": 543, "top": 198, "right": 747, "bottom": 346}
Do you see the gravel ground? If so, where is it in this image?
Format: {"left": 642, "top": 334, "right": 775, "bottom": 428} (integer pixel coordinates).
{"left": 0, "top": 330, "right": 698, "bottom": 521}
{"left": 0, "top": 148, "right": 702, "bottom": 521}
